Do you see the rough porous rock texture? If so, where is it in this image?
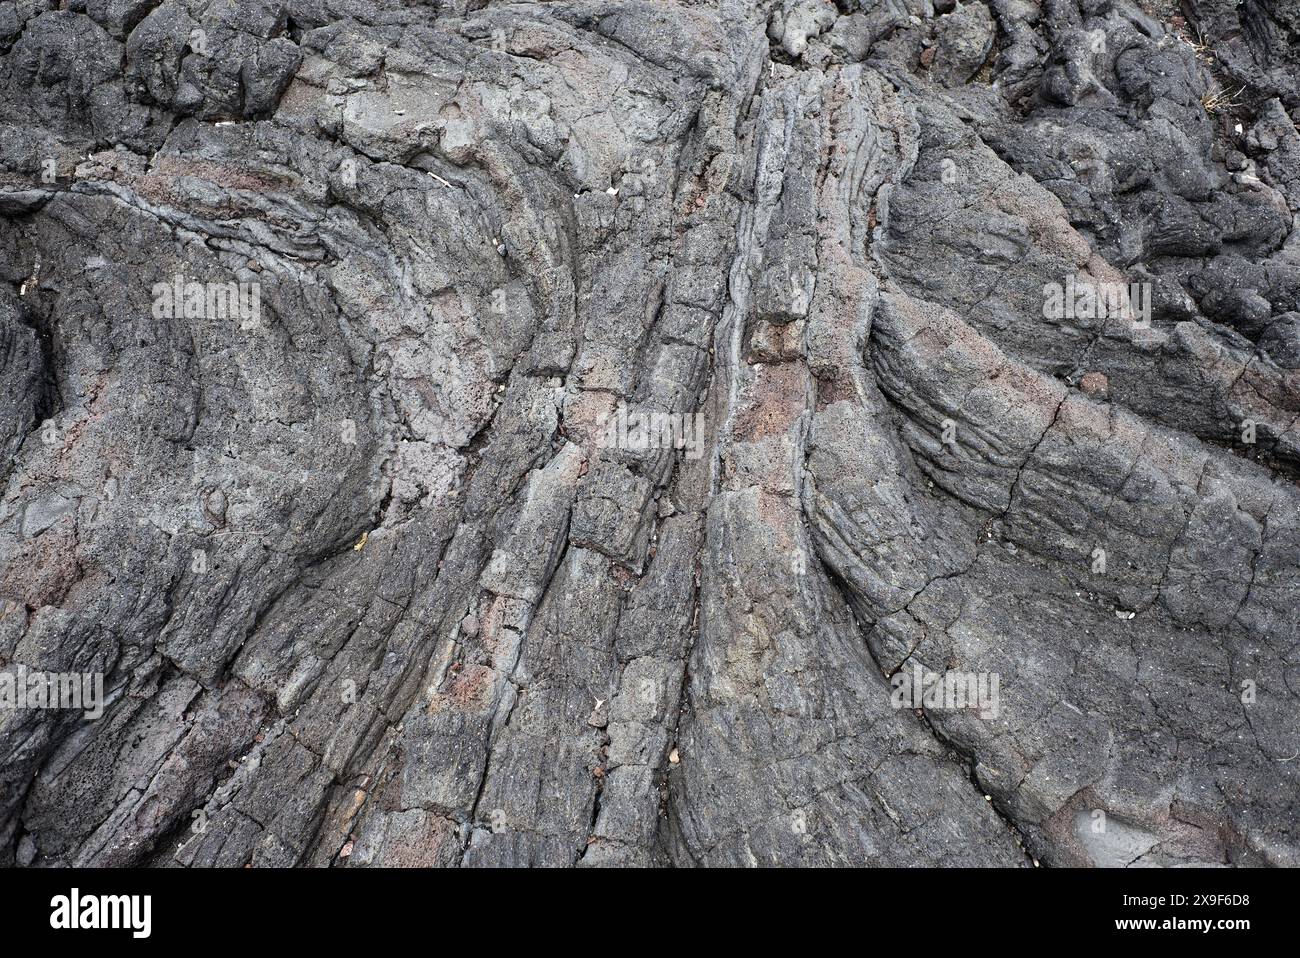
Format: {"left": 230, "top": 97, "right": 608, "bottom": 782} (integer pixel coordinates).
{"left": 1, "top": 0, "right": 1298, "bottom": 868}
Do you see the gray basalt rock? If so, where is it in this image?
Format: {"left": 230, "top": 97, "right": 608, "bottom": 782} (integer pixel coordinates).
{"left": 0, "top": 0, "right": 1296, "bottom": 868}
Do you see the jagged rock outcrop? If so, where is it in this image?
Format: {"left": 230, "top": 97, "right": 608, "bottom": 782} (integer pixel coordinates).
{"left": 0, "top": 0, "right": 1297, "bottom": 867}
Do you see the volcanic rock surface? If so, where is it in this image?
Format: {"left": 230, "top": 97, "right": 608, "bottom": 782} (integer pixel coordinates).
{"left": 1, "top": 0, "right": 1298, "bottom": 867}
